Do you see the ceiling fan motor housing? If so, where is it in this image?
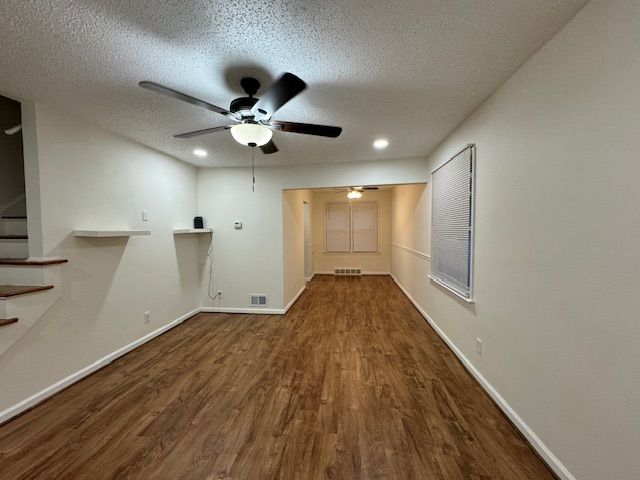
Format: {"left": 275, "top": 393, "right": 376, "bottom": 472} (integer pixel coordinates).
{"left": 230, "top": 96, "right": 259, "bottom": 118}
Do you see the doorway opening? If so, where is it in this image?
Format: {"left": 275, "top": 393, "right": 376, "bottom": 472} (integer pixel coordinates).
{"left": 0, "top": 95, "right": 28, "bottom": 259}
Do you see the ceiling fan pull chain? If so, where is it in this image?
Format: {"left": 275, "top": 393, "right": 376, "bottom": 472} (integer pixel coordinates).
{"left": 251, "top": 147, "right": 256, "bottom": 192}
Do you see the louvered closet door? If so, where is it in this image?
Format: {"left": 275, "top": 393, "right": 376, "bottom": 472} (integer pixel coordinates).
{"left": 431, "top": 145, "right": 474, "bottom": 298}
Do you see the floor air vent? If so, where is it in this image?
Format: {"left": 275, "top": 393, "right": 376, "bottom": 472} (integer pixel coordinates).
{"left": 334, "top": 268, "right": 362, "bottom": 276}
{"left": 250, "top": 294, "right": 268, "bottom": 306}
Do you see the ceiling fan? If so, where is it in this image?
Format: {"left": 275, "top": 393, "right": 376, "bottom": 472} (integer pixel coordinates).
{"left": 333, "top": 186, "right": 379, "bottom": 199}
{"left": 139, "top": 73, "right": 342, "bottom": 155}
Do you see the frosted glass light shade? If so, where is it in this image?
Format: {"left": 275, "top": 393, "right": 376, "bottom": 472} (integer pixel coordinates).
{"left": 347, "top": 190, "right": 362, "bottom": 199}
{"left": 230, "top": 123, "right": 273, "bottom": 146}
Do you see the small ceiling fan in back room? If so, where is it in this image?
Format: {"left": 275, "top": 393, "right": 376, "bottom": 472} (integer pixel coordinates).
{"left": 333, "top": 186, "right": 379, "bottom": 199}
{"left": 139, "top": 72, "right": 343, "bottom": 155}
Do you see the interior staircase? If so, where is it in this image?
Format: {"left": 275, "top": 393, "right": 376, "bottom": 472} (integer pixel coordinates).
{"left": 0, "top": 254, "right": 68, "bottom": 357}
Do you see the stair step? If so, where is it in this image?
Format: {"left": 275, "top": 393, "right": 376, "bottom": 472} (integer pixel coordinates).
{"left": 0, "top": 285, "right": 54, "bottom": 299}
{"left": 0, "top": 318, "right": 18, "bottom": 327}
{"left": 0, "top": 235, "right": 28, "bottom": 240}
{"left": 0, "top": 258, "right": 68, "bottom": 266}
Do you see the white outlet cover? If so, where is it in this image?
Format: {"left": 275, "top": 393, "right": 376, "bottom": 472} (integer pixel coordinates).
{"left": 476, "top": 338, "right": 483, "bottom": 355}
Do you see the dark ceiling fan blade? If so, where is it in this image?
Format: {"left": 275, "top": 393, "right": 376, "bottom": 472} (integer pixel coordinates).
{"left": 139, "top": 81, "right": 238, "bottom": 119}
{"left": 260, "top": 139, "right": 279, "bottom": 154}
{"left": 251, "top": 73, "right": 307, "bottom": 121}
{"left": 270, "top": 121, "right": 342, "bottom": 138}
{"left": 174, "top": 125, "right": 231, "bottom": 139}
{"left": 363, "top": 186, "right": 379, "bottom": 190}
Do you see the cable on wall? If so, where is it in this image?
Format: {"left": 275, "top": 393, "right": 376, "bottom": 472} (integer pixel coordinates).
{"left": 206, "top": 233, "right": 221, "bottom": 303}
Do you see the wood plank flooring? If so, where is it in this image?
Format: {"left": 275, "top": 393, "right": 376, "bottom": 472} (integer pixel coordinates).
{"left": 0, "top": 276, "right": 554, "bottom": 479}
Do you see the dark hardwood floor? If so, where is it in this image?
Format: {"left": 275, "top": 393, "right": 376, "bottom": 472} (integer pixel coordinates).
{"left": 0, "top": 276, "right": 554, "bottom": 479}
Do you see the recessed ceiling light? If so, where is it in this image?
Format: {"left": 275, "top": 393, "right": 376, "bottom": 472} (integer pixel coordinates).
{"left": 373, "top": 138, "right": 389, "bottom": 149}
{"left": 193, "top": 148, "right": 208, "bottom": 157}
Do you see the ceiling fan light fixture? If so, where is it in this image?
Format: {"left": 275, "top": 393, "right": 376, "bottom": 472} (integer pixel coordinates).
{"left": 230, "top": 123, "right": 273, "bottom": 147}
{"left": 347, "top": 189, "right": 362, "bottom": 199}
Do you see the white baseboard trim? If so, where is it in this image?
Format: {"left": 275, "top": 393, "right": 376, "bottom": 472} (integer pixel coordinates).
{"left": 0, "top": 308, "right": 201, "bottom": 426}
{"left": 200, "top": 307, "right": 285, "bottom": 315}
{"left": 304, "top": 273, "right": 315, "bottom": 283}
{"left": 283, "top": 285, "right": 306, "bottom": 313}
{"left": 390, "top": 274, "right": 575, "bottom": 480}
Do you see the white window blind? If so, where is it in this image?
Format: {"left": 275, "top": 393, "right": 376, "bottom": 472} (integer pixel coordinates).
{"left": 325, "top": 201, "right": 379, "bottom": 253}
{"left": 430, "top": 145, "right": 475, "bottom": 300}
{"left": 325, "top": 202, "right": 351, "bottom": 252}
{"left": 352, "top": 202, "right": 378, "bottom": 252}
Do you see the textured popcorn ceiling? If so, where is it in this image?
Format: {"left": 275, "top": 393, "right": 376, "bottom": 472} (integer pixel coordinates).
{"left": 0, "top": 0, "right": 586, "bottom": 167}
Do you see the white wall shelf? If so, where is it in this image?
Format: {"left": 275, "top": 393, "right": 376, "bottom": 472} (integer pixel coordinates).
{"left": 173, "top": 228, "right": 212, "bottom": 235}
{"left": 73, "top": 230, "right": 151, "bottom": 238}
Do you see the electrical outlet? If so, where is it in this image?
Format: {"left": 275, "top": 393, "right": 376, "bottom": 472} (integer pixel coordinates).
{"left": 144, "top": 311, "right": 151, "bottom": 324}
{"left": 142, "top": 210, "right": 149, "bottom": 221}
{"left": 476, "top": 338, "right": 483, "bottom": 356}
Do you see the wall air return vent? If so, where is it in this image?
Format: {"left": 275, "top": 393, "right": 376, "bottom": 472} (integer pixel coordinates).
{"left": 334, "top": 268, "right": 362, "bottom": 276}
{"left": 249, "top": 294, "right": 268, "bottom": 306}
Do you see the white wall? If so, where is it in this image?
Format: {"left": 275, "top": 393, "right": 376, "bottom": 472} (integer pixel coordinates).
{"left": 197, "top": 157, "right": 428, "bottom": 309}
{"left": 391, "top": 1, "right": 640, "bottom": 479}
{"left": 390, "top": 184, "right": 429, "bottom": 259}
{"left": 0, "top": 103, "right": 202, "bottom": 413}
{"left": 197, "top": 167, "right": 287, "bottom": 310}
{"left": 311, "top": 189, "right": 391, "bottom": 274}
{"left": 283, "top": 189, "right": 313, "bottom": 306}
